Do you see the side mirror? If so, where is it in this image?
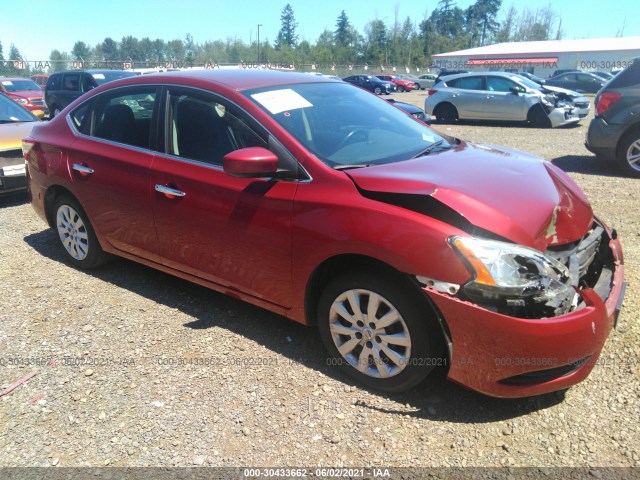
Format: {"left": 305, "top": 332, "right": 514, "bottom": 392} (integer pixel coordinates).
{"left": 510, "top": 86, "right": 523, "bottom": 94}
{"left": 223, "top": 147, "right": 278, "bottom": 178}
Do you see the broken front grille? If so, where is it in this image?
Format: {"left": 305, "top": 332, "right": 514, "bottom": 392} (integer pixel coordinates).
{"left": 546, "top": 222, "right": 614, "bottom": 301}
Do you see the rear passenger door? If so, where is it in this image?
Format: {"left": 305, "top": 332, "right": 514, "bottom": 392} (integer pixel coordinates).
{"left": 446, "top": 76, "right": 485, "bottom": 118}
{"left": 66, "top": 85, "right": 161, "bottom": 262}
{"left": 150, "top": 87, "right": 296, "bottom": 307}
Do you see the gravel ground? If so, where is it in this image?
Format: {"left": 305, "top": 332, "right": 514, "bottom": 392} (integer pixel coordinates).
{"left": 0, "top": 91, "right": 639, "bottom": 471}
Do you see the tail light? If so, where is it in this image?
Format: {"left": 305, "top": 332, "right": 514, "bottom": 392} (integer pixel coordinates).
{"left": 595, "top": 92, "right": 622, "bottom": 116}
{"left": 22, "top": 137, "right": 36, "bottom": 159}
{"left": 428, "top": 89, "right": 438, "bottom": 96}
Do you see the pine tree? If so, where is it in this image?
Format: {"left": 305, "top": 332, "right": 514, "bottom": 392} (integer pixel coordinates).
{"left": 276, "top": 4, "right": 298, "bottom": 49}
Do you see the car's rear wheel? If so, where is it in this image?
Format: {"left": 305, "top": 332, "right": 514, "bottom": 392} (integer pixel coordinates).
{"left": 528, "top": 104, "right": 551, "bottom": 128}
{"left": 415, "top": 83, "right": 421, "bottom": 90}
{"left": 53, "top": 195, "right": 109, "bottom": 269}
{"left": 617, "top": 129, "right": 640, "bottom": 178}
{"left": 318, "top": 271, "right": 444, "bottom": 392}
{"left": 433, "top": 103, "right": 458, "bottom": 123}
{"left": 374, "top": 87, "right": 382, "bottom": 95}
{"left": 398, "top": 85, "right": 405, "bottom": 93}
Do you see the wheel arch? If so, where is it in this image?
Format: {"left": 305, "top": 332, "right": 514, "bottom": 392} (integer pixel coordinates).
{"left": 44, "top": 185, "right": 78, "bottom": 228}
{"left": 304, "top": 253, "right": 452, "bottom": 355}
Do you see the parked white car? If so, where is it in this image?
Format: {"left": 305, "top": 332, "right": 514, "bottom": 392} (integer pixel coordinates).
{"left": 425, "top": 72, "right": 581, "bottom": 128}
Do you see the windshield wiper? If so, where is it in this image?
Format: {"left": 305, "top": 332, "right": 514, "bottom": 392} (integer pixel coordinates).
{"left": 411, "top": 140, "right": 450, "bottom": 158}
{"left": 333, "top": 164, "right": 372, "bottom": 171}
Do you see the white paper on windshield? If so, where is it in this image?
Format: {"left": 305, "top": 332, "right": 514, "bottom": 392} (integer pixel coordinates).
{"left": 1, "top": 81, "right": 13, "bottom": 86}
{"left": 92, "top": 73, "right": 106, "bottom": 80}
{"left": 251, "top": 89, "right": 312, "bottom": 114}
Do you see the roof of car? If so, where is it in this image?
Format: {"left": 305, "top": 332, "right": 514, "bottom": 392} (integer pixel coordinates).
{"left": 105, "top": 69, "right": 340, "bottom": 91}
{"left": 0, "top": 77, "right": 36, "bottom": 82}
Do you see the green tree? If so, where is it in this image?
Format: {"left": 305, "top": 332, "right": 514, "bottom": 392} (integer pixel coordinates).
{"left": 120, "top": 36, "right": 141, "bottom": 61}
{"left": 276, "top": 4, "right": 298, "bottom": 49}
{"left": 101, "top": 38, "right": 119, "bottom": 61}
{"left": 49, "top": 49, "right": 69, "bottom": 72}
{"left": 466, "top": 0, "right": 502, "bottom": 46}
{"left": 9, "top": 44, "right": 22, "bottom": 60}
{"left": 334, "top": 10, "right": 352, "bottom": 47}
{"left": 0, "top": 41, "right": 4, "bottom": 62}
{"left": 166, "top": 39, "right": 185, "bottom": 62}
{"left": 72, "top": 41, "right": 92, "bottom": 62}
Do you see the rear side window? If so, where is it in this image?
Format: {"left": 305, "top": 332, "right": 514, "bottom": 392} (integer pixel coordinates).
{"left": 449, "top": 76, "right": 484, "bottom": 90}
{"left": 608, "top": 60, "right": 640, "bottom": 89}
{"left": 63, "top": 73, "right": 80, "bottom": 92}
{"left": 70, "top": 86, "right": 158, "bottom": 150}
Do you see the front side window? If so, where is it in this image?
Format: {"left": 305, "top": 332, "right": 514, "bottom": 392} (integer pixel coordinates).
{"left": 246, "top": 81, "right": 446, "bottom": 168}
{"left": 487, "top": 76, "right": 517, "bottom": 92}
{"left": 167, "top": 89, "right": 267, "bottom": 167}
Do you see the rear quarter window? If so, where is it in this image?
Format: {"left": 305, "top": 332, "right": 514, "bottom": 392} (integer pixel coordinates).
{"left": 607, "top": 61, "right": 640, "bottom": 89}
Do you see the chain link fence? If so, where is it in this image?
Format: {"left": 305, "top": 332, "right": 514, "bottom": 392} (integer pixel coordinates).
{"left": 0, "top": 59, "right": 436, "bottom": 80}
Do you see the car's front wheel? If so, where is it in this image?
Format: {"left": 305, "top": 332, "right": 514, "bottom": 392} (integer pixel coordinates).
{"left": 318, "top": 272, "right": 444, "bottom": 392}
{"left": 53, "top": 195, "right": 109, "bottom": 268}
{"left": 617, "top": 128, "right": 640, "bottom": 178}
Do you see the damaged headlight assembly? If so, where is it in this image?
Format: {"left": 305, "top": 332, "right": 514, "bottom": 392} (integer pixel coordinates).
{"left": 449, "top": 236, "right": 578, "bottom": 317}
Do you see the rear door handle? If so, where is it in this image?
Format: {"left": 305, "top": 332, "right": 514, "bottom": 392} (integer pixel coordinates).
{"left": 72, "top": 163, "right": 94, "bottom": 175}
{"left": 155, "top": 184, "right": 186, "bottom": 198}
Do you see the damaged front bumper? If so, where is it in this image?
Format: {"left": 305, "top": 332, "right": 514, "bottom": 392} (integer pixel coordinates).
{"left": 546, "top": 105, "right": 581, "bottom": 128}
{"left": 422, "top": 221, "right": 625, "bottom": 398}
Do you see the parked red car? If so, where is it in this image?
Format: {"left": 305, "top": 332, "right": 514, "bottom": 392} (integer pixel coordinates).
{"left": 376, "top": 74, "right": 416, "bottom": 92}
{"left": 0, "top": 77, "right": 47, "bottom": 113}
{"left": 24, "top": 70, "right": 625, "bottom": 398}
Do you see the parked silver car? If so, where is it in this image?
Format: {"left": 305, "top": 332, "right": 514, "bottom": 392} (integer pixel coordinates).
{"left": 425, "top": 72, "right": 581, "bottom": 128}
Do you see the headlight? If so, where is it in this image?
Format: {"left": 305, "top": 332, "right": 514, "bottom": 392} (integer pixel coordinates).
{"left": 541, "top": 95, "right": 555, "bottom": 107}
{"left": 14, "top": 98, "right": 28, "bottom": 105}
{"left": 450, "top": 236, "right": 577, "bottom": 315}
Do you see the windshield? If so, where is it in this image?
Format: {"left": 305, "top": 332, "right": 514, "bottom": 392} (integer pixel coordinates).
{"left": 91, "top": 71, "right": 137, "bottom": 85}
{"left": 0, "top": 94, "right": 38, "bottom": 122}
{"left": 1, "top": 79, "right": 41, "bottom": 92}
{"left": 508, "top": 75, "right": 540, "bottom": 90}
{"left": 245, "top": 82, "right": 444, "bottom": 168}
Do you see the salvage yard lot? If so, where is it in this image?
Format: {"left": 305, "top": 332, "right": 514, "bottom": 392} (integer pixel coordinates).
{"left": 0, "top": 91, "right": 638, "bottom": 469}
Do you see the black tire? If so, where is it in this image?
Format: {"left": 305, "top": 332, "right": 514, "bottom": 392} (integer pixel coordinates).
{"left": 433, "top": 103, "right": 458, "bottom": 124}
{"left": 373, "top": 87, "right": 382, "bottom": 95}
{"left": 528, "top": 104, "right": 551, "bottom": 128}
{"left": 317, "top": 271, "right": 445, "bottom": 392}
{"left": 398, "top": 85, "right": 405, "bottom": 93}
{"left": 616, "top": 128, "right": 640, "bottom": 178}
{"left": 415, "top": 83, "right": 421, "bottom": 90}
{"left": 52, "top": 195, "right": 109, "bottom": 269}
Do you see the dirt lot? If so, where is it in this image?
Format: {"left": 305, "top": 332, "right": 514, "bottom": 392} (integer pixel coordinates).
{"left": 0, "top": 91, "right": 639, "bottom": 472}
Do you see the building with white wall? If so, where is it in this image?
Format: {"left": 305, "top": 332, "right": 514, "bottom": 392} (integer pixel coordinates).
{"left": 432, "top": 36, "right": 640, "bottom": 78}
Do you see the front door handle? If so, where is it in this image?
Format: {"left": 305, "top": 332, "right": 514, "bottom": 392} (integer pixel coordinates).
{"left": 72, "top": 163, "right": 94, "bottom": 176}
{"left": 155, "top": 184, "right": 186, "bottom": 198}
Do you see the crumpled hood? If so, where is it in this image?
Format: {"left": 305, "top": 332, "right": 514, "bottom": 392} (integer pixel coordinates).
{"left": 347, "top": 142, "right": 594, "bottom": 250}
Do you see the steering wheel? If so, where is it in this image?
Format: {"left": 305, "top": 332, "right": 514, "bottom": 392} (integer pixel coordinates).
{"left": 336, "top": 128, "right": 369, "bottom": 150}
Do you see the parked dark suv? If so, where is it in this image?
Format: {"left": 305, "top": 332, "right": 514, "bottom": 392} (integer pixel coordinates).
{"left": 585, "top": 58, "right": 640, "bottom": 177}
{"left": 45, "top": 70, "right": 137, "bottom": 118}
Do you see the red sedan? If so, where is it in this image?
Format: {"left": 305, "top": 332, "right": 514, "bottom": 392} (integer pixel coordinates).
{"left": 376, "top": 74, "right": 416, "bottom": 92}
{"left": 24, "top": 70, "right": 625, "bottom": 397}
